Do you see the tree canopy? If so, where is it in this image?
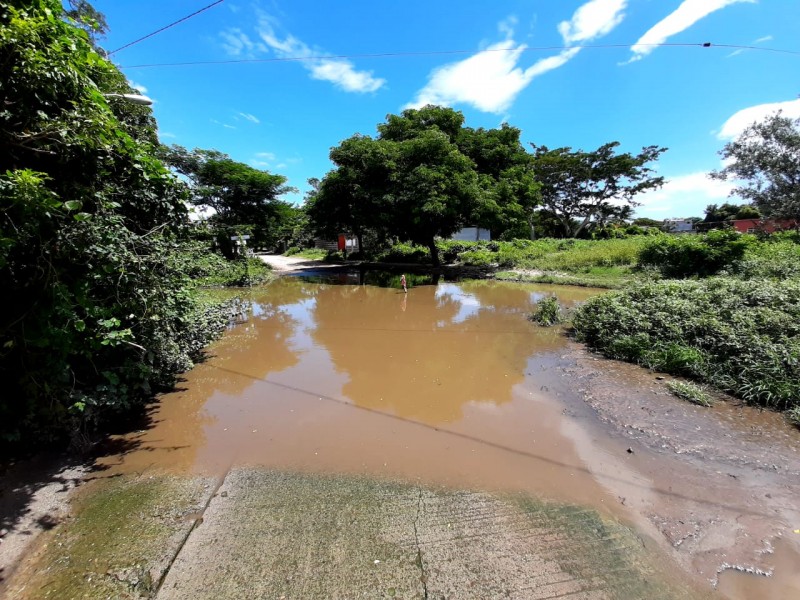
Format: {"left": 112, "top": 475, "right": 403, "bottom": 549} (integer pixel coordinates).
{"left": 309, "top": 105, "right": 540, "bottom": 264}
{"left": 0, "top": 0, "right": 227, "bottom": 445}
{"left": 530, "top": 142, "right": 666, "bottom": 238}
{"left": 712, "top": 112, "right": 800, "bottom": 221}
{"left": 162, "top": 145, "right": 296, "bottom": 254}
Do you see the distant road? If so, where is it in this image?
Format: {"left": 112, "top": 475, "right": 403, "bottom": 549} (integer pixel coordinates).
{"left": 258, "top": 253, "right": 329, "bottom": 273}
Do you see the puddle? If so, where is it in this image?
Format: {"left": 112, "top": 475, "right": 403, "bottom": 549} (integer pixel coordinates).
{"left": 98, "top": 278, "right": 612, "bottom": 504}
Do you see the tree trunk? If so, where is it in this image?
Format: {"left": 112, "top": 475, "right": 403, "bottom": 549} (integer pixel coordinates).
{"left": 356, "top": 232, "right": 364, "bottom": 257}
{"left": 428, "top": 239, "right": 440, "bottom": 267}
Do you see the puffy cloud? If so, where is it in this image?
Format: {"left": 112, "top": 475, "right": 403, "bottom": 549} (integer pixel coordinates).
{"left": 634, "top": 172, "right": 736, "bottom": 217}
{"left": 255, "top": 16, "right": 385, "bottom": 93}
{"left": 558, "top": 0, "right": 627, "bottom": 45}
{"left": 407, "top": 0, "right": 624, "bottom": 114}
{"left": 718, "top": 98, "right": 800, "bottom": 140}
{"left": 629, "top": 0, "right": 755, "bottom": 62}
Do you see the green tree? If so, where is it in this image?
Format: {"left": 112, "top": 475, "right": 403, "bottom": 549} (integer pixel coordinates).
{"left": 633, "top": 217, "right": 666, "bottom": 229}
{"left": 162, "top": 145, "right": 295, "bottom": 254}
{"left": 0, "top": 0, "right": 224, "bottom": 445}
{"left": 712, "top": 112, "right": 800, "bottom": 221}
{"left": 530, "top": 142, "right": 666, "bottom": 238}
{"left": 306, "top": 135, "right": 395, "bottom": 255}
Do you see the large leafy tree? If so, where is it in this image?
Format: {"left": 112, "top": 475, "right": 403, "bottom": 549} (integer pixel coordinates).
{"left": 530, "top": 142, "right": 666, "bottom": 238}
{"left": 0, "top": 0, "right": 221, "bottom": 444}
{"left": 162, "top": 145, "right": 296, "bottom": 254}
{"left": 306, "top": 135, "right": 395, "bottom": 254}
{"left": 313, "top": 105, "right": 539, "bottom": 265}
{"left": 711, "top": 112, "right": 800, "bottom": 221}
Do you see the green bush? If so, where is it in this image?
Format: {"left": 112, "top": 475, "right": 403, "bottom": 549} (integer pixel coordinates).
{"left": 573, "top": 278, "right": 800, "bottom": 410}
{"left": 638, "top": 230, "right": 756, "bottom": 278}
{"left": 530, "top": 297, "right": 563, "bottom": 326}
{"left": 375, "top": 242, "right": 430, "bottom": 264}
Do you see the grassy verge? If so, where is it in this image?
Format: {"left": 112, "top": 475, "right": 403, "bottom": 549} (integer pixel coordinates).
{"left": 573, "top": 278, "right": 800, "bottom": 412}
{"left": 666, "top": 381, "right": 714, "bottom": 407}
{"left": 172, "top": 242, "right": 273, "bottom": 287}
{"left": 5, "top": 475, "right": 210, "bottom": 599}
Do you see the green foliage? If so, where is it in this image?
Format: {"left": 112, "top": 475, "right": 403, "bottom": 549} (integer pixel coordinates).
{"left": 162, "top": 145, "right": 297, "bottom": 254}
{"left": 375, "top": 242, "right": 431, "bottom": 264}
{"left": 639, "top": 229, "right": 800, "bottom": 279}
{"left": 711, "top": 113, "right": 800, "bottom": 220}
{"left": 0, "top": 1, "right": 234, "bottom": 446}
{"left": 573, "top": 279, "right": 800, "bottom": 410}
{"left": 787, "top": 407, "right": 800, "bottom": 427}
{"left": 530, "top": 142, "right": 666, "bottom": 238}
{"left": 170, "top": 242, "right": 272, "bottom": 287}
{"left": 666, "top": 381, "right": 713, "bottom": 407}
{"left": 638, "top": 230, "right": 755, "bottom": 278}
{"left": 530, "top": 297, "right": 563, "bottom": 326}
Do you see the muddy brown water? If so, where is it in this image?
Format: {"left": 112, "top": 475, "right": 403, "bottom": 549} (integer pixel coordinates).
{"left": 95, "top": 276, "right": 800, "bottom": 598}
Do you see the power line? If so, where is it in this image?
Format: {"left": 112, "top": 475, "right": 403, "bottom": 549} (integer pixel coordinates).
{"left": 120, "top": 41, "right": 800, "bottom": 69}
{"left": 108, "top": 0, "right": 226, "bottom": 56}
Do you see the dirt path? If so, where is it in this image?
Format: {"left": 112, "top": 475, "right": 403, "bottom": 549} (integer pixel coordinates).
{"left": 258, "top": 253, "right": 333, "bottom": 273}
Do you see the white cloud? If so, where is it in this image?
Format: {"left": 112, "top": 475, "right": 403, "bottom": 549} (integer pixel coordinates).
{"left": 256, "top": 151, "right": 276, "bottom": 160}
{"left": 558, "top": 0, "right": 627, "bottom": 45}
{"left": 727, "top": 34, "right": 774, "bottom": 58}
{"left": 629, "top": 0, "right": 754, "bottom": 62}
{"left": 718, "top": 98, "right": 800, "bottom": 140}
{"left": 754, "top": 35, "right": 773, "bottom": 44}
{"left": 308, "top": 59, "right": 384, "bottom": 93}
{"left": 407, "top": 0, "right": 624, "bottom": 114}
{"left": 250, "top": 160, "right": 270, "bottom": 168}
{"left": 159, "top": 131, "right": 177, "bottom": 139}
{"left": 238, "top": 112, "right": 260, "bottom": 124}
{"left": 255, "top": 16, "right": 384, "bottom": 93}
{"left": 220, "top": 28, "right": 265, "bottom": 57}
{"left": 498, "top": 15, "right": 518, "bottom": 39}
{"left": 127, "top": 80, "right": 147, "bottom": 93}
{"left": 635, "top": 172, "right": 737, "bottom": 217}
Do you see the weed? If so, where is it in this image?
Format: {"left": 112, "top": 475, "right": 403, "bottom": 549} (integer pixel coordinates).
{"left": 787, "top": 406, "right": 800, "bottom": 427}
{"left": 530, "top": 297, "right": 563, "bottom": 326}
{"left": 666, "top": 381, "right": 714, "bottom": 407}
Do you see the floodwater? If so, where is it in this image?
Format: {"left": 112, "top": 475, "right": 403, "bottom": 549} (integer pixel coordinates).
{"left": 100, "top": 277, "right": 624, "bottom": 507}
{"left": 95, "top": 275, "right": 800, "bottom": 598}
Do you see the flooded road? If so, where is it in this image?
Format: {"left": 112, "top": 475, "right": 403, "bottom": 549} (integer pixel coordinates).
{"left": 83, "top": 276, "right": 800, "bottom": 598}
{"left": 99, "top": 279, "right": 617, "bottom": 502}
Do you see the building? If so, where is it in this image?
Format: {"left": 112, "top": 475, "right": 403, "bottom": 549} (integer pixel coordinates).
{"left": 663, "top": 218, "right": 696, "bottom": 233}
{"left": 730, "top": 219, "right": 798, "bottom": 234}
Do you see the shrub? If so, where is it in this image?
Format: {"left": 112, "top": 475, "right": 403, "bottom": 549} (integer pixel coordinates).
{"left": 530, "top": 297, "right": 563, "bottom": 326}
{"left": 638, "top": 230, "right": 756, "bottom": 278}
{"left": 573, "top": 278, "right": 800, "bottom": 411}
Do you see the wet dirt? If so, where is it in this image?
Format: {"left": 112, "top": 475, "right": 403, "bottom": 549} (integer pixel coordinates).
{"left": 90, "top": 276, "right": 800, "bottom": 598}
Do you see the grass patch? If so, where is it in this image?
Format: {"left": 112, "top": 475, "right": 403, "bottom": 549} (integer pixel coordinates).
{"left": 666, "top": 380, "right": 714, "bottom": 407}
{"left": 573, "top": 278, "right": 800, "bottom": 412}
{"left": 284, "top": 247, "right": 328, "bottom": 260}
{"left": 6, "top": 475, "right": 208, "bottom": 599}
{"left": 787, "top": 407, "right": 800, "bottom": 427}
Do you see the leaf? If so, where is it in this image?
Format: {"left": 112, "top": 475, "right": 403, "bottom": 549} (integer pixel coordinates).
{"left": 74, "top": 320, "right": 86, "bottom": 332}
{"left": 73, "top": 212, "right": 92, "bottom": 221}
{"left": 63, "top": 200, "right": 82, "bottom": 211}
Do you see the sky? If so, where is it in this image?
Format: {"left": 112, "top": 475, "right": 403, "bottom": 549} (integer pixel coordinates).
{"left": 94, "top": 0, "right": 799, "bottom": 219}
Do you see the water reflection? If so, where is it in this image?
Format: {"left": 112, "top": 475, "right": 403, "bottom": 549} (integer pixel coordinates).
{"left": 98, "top": 278, "right": 602, "bottom": 481}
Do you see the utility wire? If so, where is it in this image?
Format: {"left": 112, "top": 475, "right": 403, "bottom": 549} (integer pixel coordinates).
{"left": 108, "top": 0, "right": 225, "bottom": 56}
{"left": 119, "top": 41, "right": 800, "bottom": 68}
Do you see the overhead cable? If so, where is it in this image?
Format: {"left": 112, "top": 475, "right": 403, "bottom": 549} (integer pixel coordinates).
{"left": 119, "top": 41, "right": 800, "bottom": 68}
{"left": 109, "top": 0, "right": 226, "bottom": 56}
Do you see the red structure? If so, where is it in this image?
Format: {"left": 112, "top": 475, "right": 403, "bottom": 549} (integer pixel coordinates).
{"left": 731, "top": 219, "right": 798, "bottom": 234}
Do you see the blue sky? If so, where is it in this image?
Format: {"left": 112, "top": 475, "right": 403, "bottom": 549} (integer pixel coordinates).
{"left": 95, "top": 0, "right": 799, "bottom": 219}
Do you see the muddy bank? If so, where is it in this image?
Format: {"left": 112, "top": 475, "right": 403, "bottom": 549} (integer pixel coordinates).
{"left": 554, "top": 342, "right": 800, "bottom": 597}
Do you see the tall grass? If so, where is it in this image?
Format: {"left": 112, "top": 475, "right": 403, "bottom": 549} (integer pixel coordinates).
{"left": 573, "top": 278, "right": 800, "bottom": 411}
